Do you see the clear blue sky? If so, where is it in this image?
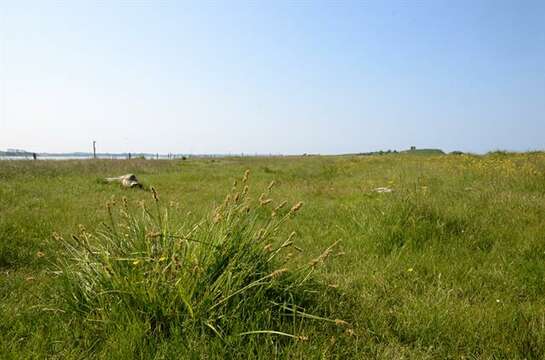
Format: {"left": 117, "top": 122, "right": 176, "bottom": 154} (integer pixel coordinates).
{"left": 1, "top": 0, "right": 544, "bottom": 154}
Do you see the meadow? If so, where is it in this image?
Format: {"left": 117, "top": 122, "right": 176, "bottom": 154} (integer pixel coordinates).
{"left": 1, "top": 153, "right": 544, "bottom": 359}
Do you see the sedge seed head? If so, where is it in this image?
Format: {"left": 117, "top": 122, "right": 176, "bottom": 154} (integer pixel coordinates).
{"left": 270, "top": 268, "right": 288, "bottom": 278}
{"left": 213, "top": 212, "right": 222, "bottom": 223}
{"left": 280, "top": 240, "right": 293, "bottom": 249}
{"left": 151, "top": 187, "right": 159, "bottom": 202}
{"left": 257, "top": 228, "right": 267, "bottom": 239}
{"left": 146, "top": 231, "right": 162, "bottom": 239}
{"left": 274, "top": 200, "right": 288, "bottom": 213}
{"left": 334, "top": 319, "right": 350, "bottom": 327}
{"left": 290, "top": 201, "right": 303, "bottom": 213}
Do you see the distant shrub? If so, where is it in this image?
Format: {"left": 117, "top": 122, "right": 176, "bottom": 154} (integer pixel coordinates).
{"left": 405, "top": 148, "right": 445, "bottom": 155}
{"left": 487, "top": 150, "right": 514, "bottom": 157}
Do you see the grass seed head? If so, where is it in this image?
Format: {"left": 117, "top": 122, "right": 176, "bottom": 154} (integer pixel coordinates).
{"left": 274, "top": 201, "right": 288, "bottom": 211}
{"left": 270, "top": 268, "right": 288, "bottom": 278}
{"left": 334, "top": 319, "right": 350, "bottom": 327}
{"left": 146, "top": 230, "right": 162, "bottom": 239}
{"left": 256, "top": 228, "right": 267, "bottom": 240}
{"left": 151, "top": 187, "right": 159, "bottom": 202}
{"left": 213, "top": 212, "right": 222, "bottom": 223}
{"left": 260, "top": 198, "right": 272, "bottom": 206}
{"left": 290, "top": 201, "right": 303, "bottom": 214}
{"left": 222, "top": 194, "right": 231, "bottom": 207}
{"left": 242, "top": 169, "right": 250, "bottom": 183}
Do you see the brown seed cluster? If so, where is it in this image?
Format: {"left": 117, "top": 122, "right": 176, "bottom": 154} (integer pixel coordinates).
{"left": 151, "top": 187, "right": 159, "bottom": 202}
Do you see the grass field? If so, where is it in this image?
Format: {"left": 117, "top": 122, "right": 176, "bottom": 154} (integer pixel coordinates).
{"left": 1, "top": 153, "right": 545, "bottom": 359}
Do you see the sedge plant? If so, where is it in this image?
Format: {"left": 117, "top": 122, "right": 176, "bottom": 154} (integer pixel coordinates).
{"left": 56, "top": 170, "right": 346, "bottom": 349}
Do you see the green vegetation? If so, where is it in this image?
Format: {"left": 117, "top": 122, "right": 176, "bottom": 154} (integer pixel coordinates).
{"left": 402, "top": 148, "right": 445, "bottom": 155}
{"left": 1, "top": 153, "right": 544, "bottom": 358}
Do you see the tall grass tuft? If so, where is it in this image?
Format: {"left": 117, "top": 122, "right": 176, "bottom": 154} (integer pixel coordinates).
{"left": 56, "top": 171, "right": 343, "bottom": 345}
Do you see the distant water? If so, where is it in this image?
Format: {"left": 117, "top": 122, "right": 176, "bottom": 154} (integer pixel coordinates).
{"left": 0, "top": 155, "right": 173, "bottom": 160}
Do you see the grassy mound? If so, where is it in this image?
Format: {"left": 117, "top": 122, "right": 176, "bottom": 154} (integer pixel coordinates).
{"left": 56, "top": 170, "right": 346, "bottom": 354}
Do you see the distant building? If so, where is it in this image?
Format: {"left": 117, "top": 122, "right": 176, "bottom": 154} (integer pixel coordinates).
{"left": 410, "top": 146, "right": 416, "bottom": 151}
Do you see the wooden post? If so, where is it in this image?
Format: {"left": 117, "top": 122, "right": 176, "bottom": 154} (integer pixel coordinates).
{"left": 93, "top": 141, "right": 96, "bottom": 159}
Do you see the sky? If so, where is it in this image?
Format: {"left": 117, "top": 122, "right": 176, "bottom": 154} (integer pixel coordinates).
{"left": 1, "top": 0, "right": 544, "bottom": 155}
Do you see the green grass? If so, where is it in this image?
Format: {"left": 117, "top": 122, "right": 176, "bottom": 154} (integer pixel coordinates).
{"left": 1, "top": 153, "right": 545, "bottom": 358}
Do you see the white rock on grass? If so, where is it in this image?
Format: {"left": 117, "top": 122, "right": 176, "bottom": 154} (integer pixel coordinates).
{"left": 105, "top": 174, "right": 141, "bottom": 188}
{"left": 373, "top": 187, "right": 393, "bottom": 193}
